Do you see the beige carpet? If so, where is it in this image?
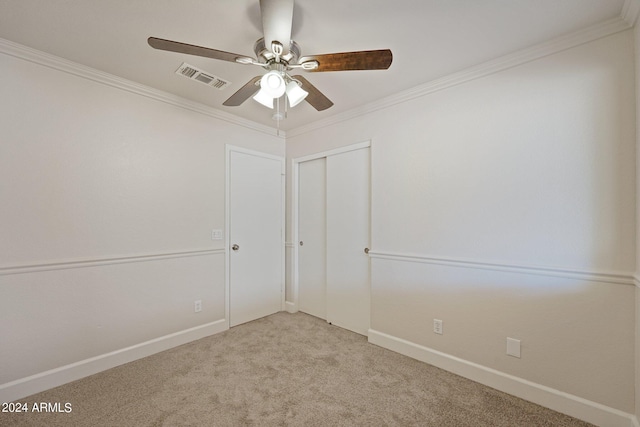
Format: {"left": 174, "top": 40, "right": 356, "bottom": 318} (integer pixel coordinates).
{"left": 2, "top": 312, "right": 593, "bottom": 426}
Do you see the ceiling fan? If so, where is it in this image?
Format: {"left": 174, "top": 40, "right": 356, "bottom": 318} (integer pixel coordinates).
{"left": 148, "top": 0, "right": 392, "bottom": 114}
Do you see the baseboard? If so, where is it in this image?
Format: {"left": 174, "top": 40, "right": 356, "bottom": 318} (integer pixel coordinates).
{"left": 0, "top": 319, "right": 228, "bottom": 403}
{"left": 285, "top": 301, "right": 298, "bottom": 313}
{"left": 368, "top": 329, "right": 636, "bottom": 427}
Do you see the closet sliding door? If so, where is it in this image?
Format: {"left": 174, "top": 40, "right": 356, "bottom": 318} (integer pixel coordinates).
{"left": 326, "top": 147, "right": 370, "bottom": 336}
{"left": 298, "top": 158, "right": 327, "bottom": 320}
{"left": 297, "top": 145, "right": 370, "bottom": 336}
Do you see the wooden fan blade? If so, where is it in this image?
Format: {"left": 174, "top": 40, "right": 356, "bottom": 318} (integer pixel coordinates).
{"left": 292, "top": 75, "right": 333, "bottom": 111}
{"left": 148, "top": 37, "right": 251, "bottom": 63}
{"left": 260, "top": 0, "right": 294, "bottom": 55}
{"left": 223, "top": 76, "right": 262, "bottom": 107}
{"left": 299, "top": 49, "right": 392, "bottom": 72}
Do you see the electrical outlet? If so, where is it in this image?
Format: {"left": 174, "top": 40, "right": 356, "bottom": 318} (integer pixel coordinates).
{"left": 194, "top": 300, "right": 202, "bottom": 313}
{"left": 433, "top": 319, "right": 443, "bottom": 335}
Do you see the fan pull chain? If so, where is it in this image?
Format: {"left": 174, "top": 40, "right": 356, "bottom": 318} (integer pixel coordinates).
{"left": 276, "top": 97, "right": 281, "bottom": 136}
{"left": 285, "top": 94, "right": 289, "bottom": 118}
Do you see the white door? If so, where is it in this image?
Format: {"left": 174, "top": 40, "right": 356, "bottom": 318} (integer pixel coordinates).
{"left": 298, "top": 158, "right": 326, "bottom": 319}
{"left": 296, "top": 145, "right": 370, "bottom": 335}
{"left": 229, "top": 148, "right": 283, "bottom": 327}
{"left": 326, "top": 147, "right": 370, "bottom": 335}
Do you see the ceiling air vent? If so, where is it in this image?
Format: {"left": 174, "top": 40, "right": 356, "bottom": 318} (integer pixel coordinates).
{"left": 175, "top": 62, "right": 230, "bottom": 90}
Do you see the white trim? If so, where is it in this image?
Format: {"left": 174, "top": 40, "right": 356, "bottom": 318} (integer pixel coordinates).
{"left": 0, "top": 38, "right": 282, "bottom": 138}
{"left": 285, "top": 301, "right": 298, "bottom": 313}
{"left": 0, "top": 319, "right": 227, "bottom": 403}
{"left": 622, "top": 0, "right": 640, "bottom": 27}
{"left": 293, "top": 140, "right": 372, "bottom": 163}
{"left": 286, "top": 17, "right": 631, "bottom": 138}
{"left": 634, "top": 274, "right": 640, "bottom": 288}
{"left": 0, "top": 248, "right": 225, "bottom": 276}
{"left": 291, "top": 158, "right": 301, "bottom": 310}
{"left": 285, "top": 242, "right": 296, "bottom": 313}
{"left": 280, "top": 157, "right": 286, "bottom": 312}
{"left": 368, "top": 329, "right": 637, "bottom": 427}
{"left": 369, "top": 250, "right": 635, "bottom": 286}
{"left": 225, "top": 147, "right": 231, "bottom": 330}
{"left": 632, "top": 415, "right": 640, "bottom": 427}
{"left": 225, "top": 145, "right": 286, "bottom": 328}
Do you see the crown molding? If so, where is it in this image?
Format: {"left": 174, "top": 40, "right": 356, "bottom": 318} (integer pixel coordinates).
{"left": 0, "top": 8, "right": 633, "bottom": 144}
{"left": 0, "top": 38, "right": 285, "bottom": 139}
{"left": 286, "top": 16, "right": 632, "bottom": 138}
{"left": 622, "top": 0, "right": 640, "bottom": 26}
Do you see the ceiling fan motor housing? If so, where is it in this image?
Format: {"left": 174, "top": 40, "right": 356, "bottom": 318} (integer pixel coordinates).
{"left": 254, "top": 38, "right": 301, "bottom": 67}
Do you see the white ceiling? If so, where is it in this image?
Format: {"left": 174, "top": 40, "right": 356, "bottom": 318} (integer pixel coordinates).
{"left": 0, "top": 0, "right": 629, "bottom": 131}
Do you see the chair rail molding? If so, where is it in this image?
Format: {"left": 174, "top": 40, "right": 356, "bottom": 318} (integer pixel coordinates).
{"left": 0, "top": 248, "right": 225, "bottom": 276}
{"left": 368, "top": 250, "right": 635, "bottom": 286}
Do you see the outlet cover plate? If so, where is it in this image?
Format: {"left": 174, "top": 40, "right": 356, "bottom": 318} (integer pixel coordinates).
{"left": 433, "top": 319, "right": 443, "bottom": 335}
{"left": 507, "top": 337, "right": 521, "bottom": 358}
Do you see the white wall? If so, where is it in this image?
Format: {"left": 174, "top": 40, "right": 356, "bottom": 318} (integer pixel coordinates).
{"left": 287, "top": 29, "right": 636, "bottom": 417}
{"left": 0, "top": 45, "right": 283, "bottom": 398}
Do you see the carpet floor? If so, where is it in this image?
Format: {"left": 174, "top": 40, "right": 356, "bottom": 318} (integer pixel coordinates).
{"left": 2, "top": 312, "right": 593, "bottom": 426}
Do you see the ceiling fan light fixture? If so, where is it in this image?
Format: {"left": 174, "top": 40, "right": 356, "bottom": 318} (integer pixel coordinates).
{"left": 253, "top": 88, "right": 275, "bottom": 109}
{"left": 286, "top": 80, "right": 308, "bottom": 107}
{"left": 260, "top": 70, "right": 286, "bottom": 98}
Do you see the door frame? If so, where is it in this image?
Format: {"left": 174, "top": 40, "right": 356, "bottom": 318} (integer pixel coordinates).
{"left": 226, "top": 144, "right": 285, "bottom": 329}
{"left": 291, "top": 140, "right": 371, "bottom": 313}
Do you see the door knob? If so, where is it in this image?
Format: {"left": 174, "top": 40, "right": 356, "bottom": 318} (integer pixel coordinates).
{"left": 364, "top": 247, "right": 370, "bottom": 254}
{"left": 232, "top": 244, "right": 240, "bottom": 251}
{"left": 299, "top": 241, "right": 304, "bottom": 246}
